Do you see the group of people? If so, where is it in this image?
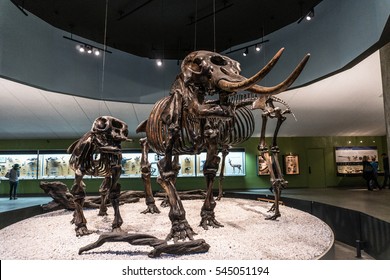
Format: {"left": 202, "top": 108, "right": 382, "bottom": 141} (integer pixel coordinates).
{"left": 362, "top": 153, "right": 389, "bottom": 191}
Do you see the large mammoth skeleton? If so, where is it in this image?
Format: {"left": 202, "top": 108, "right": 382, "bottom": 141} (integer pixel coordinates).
{"left": 136, "top": 48, "right": 309, "bottom": 242}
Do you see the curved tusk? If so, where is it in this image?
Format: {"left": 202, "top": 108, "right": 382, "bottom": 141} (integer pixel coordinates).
{"left": 248, "top": 53, "right": 310, "bottom": 95}
{"left": 218, "top": 48, "right": 285, "bottom": 92}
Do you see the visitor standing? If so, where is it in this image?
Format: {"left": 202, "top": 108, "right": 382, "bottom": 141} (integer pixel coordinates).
{"left": 362, "top": 156, "right": 375, "bottom": 191}
{"left": 7, "top": 164, "right": 20, "bottom": 199}
{"left": 382, "top": 153, "right": 389, "bottom": 189}
{"left": 370, "top": 156, "right": 380, "bottom": 189}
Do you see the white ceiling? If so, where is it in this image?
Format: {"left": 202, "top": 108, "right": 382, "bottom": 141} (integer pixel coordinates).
{"left": 0, "top": 50, "right": 385, "bottom": 140}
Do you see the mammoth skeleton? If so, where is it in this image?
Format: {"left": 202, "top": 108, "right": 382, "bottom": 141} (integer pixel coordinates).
{"left": 67, "top": 116, "right": 130, "bottom": 236}
{"left": 137, "top": 48, "right": 309, "bottom": 242}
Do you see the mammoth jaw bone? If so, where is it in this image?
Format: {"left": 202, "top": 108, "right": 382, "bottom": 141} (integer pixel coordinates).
{"left": 248, "top": 53, "right": 310, "bottom": 95}
{"left": 217, "top": 48, "right": 285, "bottom": 92}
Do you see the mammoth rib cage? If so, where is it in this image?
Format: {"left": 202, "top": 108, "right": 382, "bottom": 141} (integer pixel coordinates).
{"left": 146, "top": 97, "right": 255, "bottom": 154}
{"left": 69, "top": 149, "right": 120, "bottom": 177}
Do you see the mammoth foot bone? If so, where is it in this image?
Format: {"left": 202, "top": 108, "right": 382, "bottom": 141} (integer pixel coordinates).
{"left": 74, "top": 225, "right": 125, "bottom": 237}
{"left": 200, "top": 209, "right": 224, "bottom": 230}
{"left": 74, "top": 225, "right": 96, "bottom": 237}
{"left": 265, "top": 208, "right": 281, "bottom": 221}
{"left": 166, "top": 219, "right": 197, "bottom": 242}
{"left": 141, "top": 203, "right": 161, "bottom": 214}
{"left": 79, "top": 232, "right": 210, "bottom": 258}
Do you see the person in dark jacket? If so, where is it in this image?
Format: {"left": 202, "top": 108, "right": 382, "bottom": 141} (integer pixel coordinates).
{"left": 8, "top": 163, "right": 20, "bottom": 199}
{"left": 362, "top": 156, "right": 375, "bottom": 191}
{"left": 382, "top": 153, "right": 389, "bottom": 189}
{"left": 371, "top": 156, "right": 381, "bottom": 189}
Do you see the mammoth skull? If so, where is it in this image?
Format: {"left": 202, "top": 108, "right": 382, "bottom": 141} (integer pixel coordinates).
{"left": 91, "top": 116, "right": 129, "bottom": 143}
{"left": 181, "top": 48, "right": 310, "bottom": 95}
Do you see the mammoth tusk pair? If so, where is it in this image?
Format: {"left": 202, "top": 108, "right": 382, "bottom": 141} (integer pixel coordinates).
{"left": 218, "top": 48, "right": 285, "bottom": 92}
{"left": 218, "top": 48, "right": 310, "bottom": 95}
{"left": 248, "top": 53, "right": 310, "bottom": 95}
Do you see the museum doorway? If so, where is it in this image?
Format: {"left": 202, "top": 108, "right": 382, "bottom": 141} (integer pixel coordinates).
{"left": 307, "top": 148, "right": 326, "bottom": 188}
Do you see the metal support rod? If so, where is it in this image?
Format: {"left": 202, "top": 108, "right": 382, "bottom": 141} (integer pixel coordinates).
{"left": 355, "top": 239, "right": 363, "bottom": 258}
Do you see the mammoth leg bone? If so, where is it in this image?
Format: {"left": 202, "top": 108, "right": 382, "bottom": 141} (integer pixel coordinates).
{"left": 268, "top": 101, "right": 288, "bottom": 220}
{"left": 216, "top": 145, "right": 229, "bottom": 201}
{"left": 200, "top": 120, "right": 224, "bottom": 230}
{"left": 71, "top": 170, "right": 94, "bottom": 236}
{"left": 140, "top": 137, "right": 160, "bottom": 214}
{"left": 157, "top": 126, "right": 195, "bottom": 242}
{"left": 98, "top": 176, "right": 111, "bottom": 216}
{"left": 257, "top": 100, "right": 288, "bottom": 220}
{"left": 109, "top": 165, "right": 124, "bottom": 232}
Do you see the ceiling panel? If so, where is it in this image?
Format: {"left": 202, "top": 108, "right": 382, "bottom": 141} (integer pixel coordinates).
{"left": 0, "top": 50, "right": 385, "bottom": 140}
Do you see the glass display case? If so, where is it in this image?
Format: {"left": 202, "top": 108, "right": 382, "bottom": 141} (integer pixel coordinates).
{"left": 196, "top": 149, "right": 246, "bottom": 176}
{"left": 335, "top": 146, "right": 378, "bottom": 175}
{"left": 0, "top": 148, "right": 247, "bottom": 180}
{"left": 121, "top": 152, "right": 143, "bottom": 177}
{"left": 121, "top": 152, "right": 161, "bottom": 178}
{"left": 39, "top": 152, "right": 74, "bottom": 179}
{"left": 178, "top": 155, "right": 196, "bottom": 177}
{"left": 0, "top": 152, "right": 39, "bottom": 179}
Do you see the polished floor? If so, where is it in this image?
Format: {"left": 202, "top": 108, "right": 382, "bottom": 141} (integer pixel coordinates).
{"left": 1, "top": 185, "right": 388, "bottom": 260}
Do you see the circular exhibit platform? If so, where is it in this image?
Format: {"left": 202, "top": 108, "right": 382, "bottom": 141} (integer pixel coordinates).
{"left": 0, "top": 198, "right": 333, "bottom": 260}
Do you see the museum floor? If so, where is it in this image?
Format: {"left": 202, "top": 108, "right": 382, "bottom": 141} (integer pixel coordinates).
{"left": 1, "top": 185, "right": 388, "bottom": 260}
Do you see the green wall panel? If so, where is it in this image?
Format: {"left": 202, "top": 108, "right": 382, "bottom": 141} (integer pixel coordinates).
{"left": 0, "top": 135, "right": 387, "bottom": 196}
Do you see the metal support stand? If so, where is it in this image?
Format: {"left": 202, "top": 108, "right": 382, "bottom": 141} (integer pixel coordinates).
{"left": 355, "top": 239, "right": 364, "bottom": 258}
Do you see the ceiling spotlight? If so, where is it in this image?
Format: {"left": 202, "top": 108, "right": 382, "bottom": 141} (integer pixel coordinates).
{"left": 255, "top": 44, "right": 262, "bottom": 52}
{"left": 64, "top": 35, "right": 112, "bottom": 55}
{"left": 243, "top": 48, "right": 248, "bottom": 56}
{"left": 156, "top": 59, "right": 163, "bottom": 66}
{"left": 306, "top": 8, "right": 314, "bottom": 21}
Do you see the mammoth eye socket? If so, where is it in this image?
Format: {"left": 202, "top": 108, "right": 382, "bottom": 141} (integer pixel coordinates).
{"left": 193, "top": 57, "right": 203, "bottom": 66}
{"left": 112, "top": 119, "right": 124, "bottom": 129}
{"left": 210, "top": 55, "right": 227, "bottom": 66}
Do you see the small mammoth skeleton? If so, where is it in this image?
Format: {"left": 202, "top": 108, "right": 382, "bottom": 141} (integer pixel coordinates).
{"left": 67, "top": 116, "right": 130, "bottom": 236}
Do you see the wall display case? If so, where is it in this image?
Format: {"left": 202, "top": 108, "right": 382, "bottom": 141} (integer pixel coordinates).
{"left": 196, "top": 149, "right": 246, "bottom": 177}
{"left": 224, "top": 151, "right": 245, "bottom": 176}
{"left": 0, "top": 149, "right": 247, "bottom": 180}
{"left": 0, "top": 153, "right": 39, "bottom": 179}
{"left": 283, "top": 154, "right": 300, "bottom": 175}
{"left": 121, "top": 152, "right": 142, "bottom": 177}
{"left": 257, "top": 155, "right": 270, "bottom": 176}
{"left": 335, "top": 146, "right": 378, "bottom": 175}
{"left": 39, "top": 153, "right": 74, "bottom": 179}
{"left": 121, "top": 152, "right": 163, "bottom": 178}
{"left": 178, "top": 155, "right": 196, "bottom": 177}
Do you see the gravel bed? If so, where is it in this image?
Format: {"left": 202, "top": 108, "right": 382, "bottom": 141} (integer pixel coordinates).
{"left": 0, "top": 198, "right": 333, "bottom": 260}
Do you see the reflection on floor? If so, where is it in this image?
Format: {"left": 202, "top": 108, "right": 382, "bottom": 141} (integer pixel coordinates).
{"left": 1, "top": 186, "right": 388, "bottom": 260}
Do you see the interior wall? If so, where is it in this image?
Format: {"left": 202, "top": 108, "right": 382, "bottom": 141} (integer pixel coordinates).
{"left": 0, "top": 135, "right": 387, "bottom": 196}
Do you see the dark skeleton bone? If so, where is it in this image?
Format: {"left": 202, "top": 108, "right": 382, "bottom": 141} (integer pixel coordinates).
{"left": 136, "top": 48, "right": 309, "bottom": 243}
{"left": 67, "top": 116, "right": 130, "bottom": 236}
